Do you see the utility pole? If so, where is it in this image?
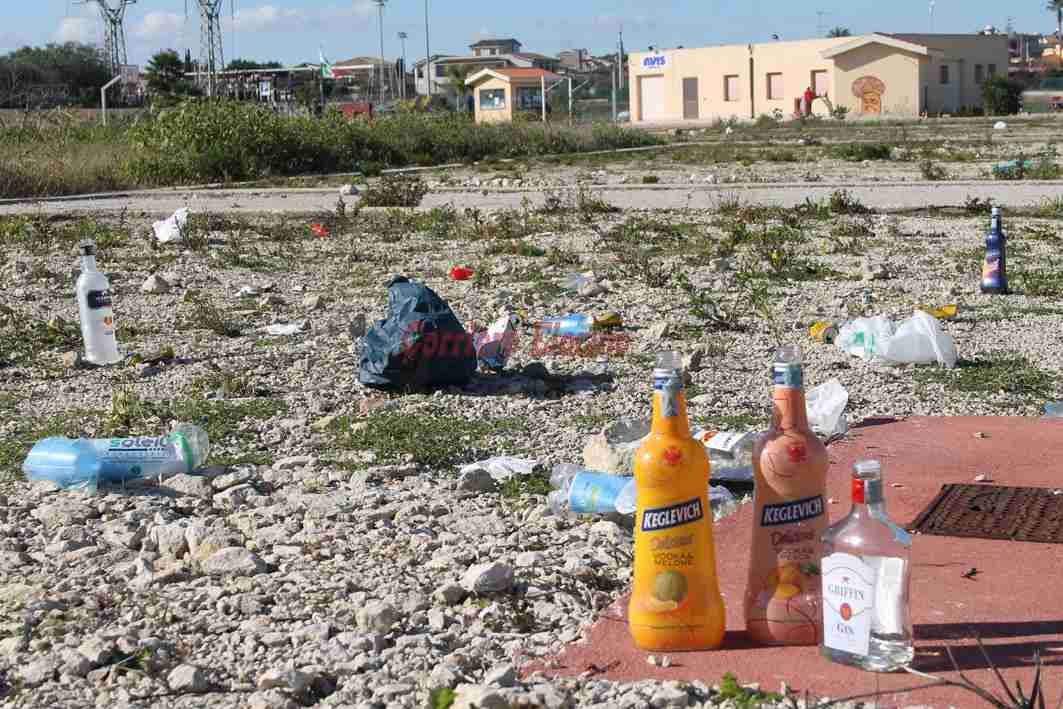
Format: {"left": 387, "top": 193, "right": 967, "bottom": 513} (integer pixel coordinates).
{"left": 78, "top": 0, "right": 136, "bottom": 79}
{"left": 374, "top": 0, "right": 387, "bottom": 105}
{"left": 195, "top": 0, "right": 226, "bottom": 97}
{"left": 398, "top": 31, "right": 408, "bottom": 100}
{"left": 424, "top": 0, "right": 431, "bottom": 97}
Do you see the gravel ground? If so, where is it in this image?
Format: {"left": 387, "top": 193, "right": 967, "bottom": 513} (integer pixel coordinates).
{"left": 0, "top": 168, "right": 1061, "bottom": 709}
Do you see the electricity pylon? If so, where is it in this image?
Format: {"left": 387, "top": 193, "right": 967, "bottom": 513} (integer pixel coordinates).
{"left": 78, "top": 0, "right": 136, "bottom": 77}
{"left": 195, "top": 0, "right": 226, "bottom": 96}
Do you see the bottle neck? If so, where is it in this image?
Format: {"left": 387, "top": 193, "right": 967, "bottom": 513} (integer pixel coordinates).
{"left": 651, "top": 368, "right": 690, "bottom": 437}
{"left": 771, "top": 385, "right": 809, "bottom": 431}
{"left": 80, "top": 255, "right": 98, "bottom": 272}
{"left": 850, "top": 476, "right": 886, "bottom": 517}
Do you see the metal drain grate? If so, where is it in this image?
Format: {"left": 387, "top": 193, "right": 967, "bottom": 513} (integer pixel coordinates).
{"left": 909, "top": 484, "right": 1063, "bottom": 544}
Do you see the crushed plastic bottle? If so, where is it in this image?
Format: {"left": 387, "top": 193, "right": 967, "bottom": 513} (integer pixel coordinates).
{"left": 692, "top": 429, "right": 756, "bottom": 482}
{"left": 1045, "top": 402, "right": 1063, "bottom": 418}
{"left": 548, "top": 463, "right": 740, "bottom": 521}
{"left": 547, "top": 464, "right": 631, "bottom": 517}
{"left": 23, "top": 424, "right": 210, "bottom": 493}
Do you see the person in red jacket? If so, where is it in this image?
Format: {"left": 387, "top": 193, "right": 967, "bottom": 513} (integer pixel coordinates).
{"left": 803, "top": 86, "right": 815, "bottom": 116}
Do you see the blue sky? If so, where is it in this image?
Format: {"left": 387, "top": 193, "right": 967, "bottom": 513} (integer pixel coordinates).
{"left": 2, "top": 1, "right": 1058, "bottom": 66}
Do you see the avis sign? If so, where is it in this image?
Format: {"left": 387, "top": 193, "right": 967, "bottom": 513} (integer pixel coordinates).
{"left": 641, "top": 54, "right": 669, "bottom": 71}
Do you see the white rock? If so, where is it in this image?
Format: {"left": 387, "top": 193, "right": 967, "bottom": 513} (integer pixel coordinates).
{"left": 78, "top": 636, "right": 116, "bottom": 666}
{"left": 163, "top": 473, "right": 213, "bottom": 498}
{"left": 433, "top": 583, "right": 468, "bottom": 606}
{"left": 483, "top": 663, "right": 517, "bottom": 688}
{"left": 148, "top": 523, "right": 188, "bottom": 559}
{"left": 583, "top": 418, "right": 650, "bottom": 475}
{"left": 140, "top": 274, "right": 171, "bottom": 294}
{"left": 453, "top": 684, "right": 510, "bottom": 709}
{"left": 168, "top": 664, "right": 209, "bottom": 693}
{"left": 650, "top": 684, "right": 689, "bottom": 709}
{"left": 59, "top": 648, "right": 93, "bottom": 677}
{"left": 200, "top": 547, "right": 269, "bottom": 576}
{"left": 302, "top": 294, "right": 325, "bottom": 310}
{"left": 20, "top": 657, "right": 58, "bottom": 687}
{"left": 461, "top": 561, "right": 514, "bottom": 595}
{"left": 257, "top": 667, "right": 311, "bottom": 694}
{"left": 457, "top": 467, "right": 496, "bottom": 493}
{"left": 356, "top": 600, "right": 400, "bottom": 633}
{"left": 213, "top": 483, "right": 254, "bottom": 509}
{"left": 514, "top": 551, "right": 542, "bottom": 568}
{"left": 647, "top": 322, "right": 670, "bottom": 341}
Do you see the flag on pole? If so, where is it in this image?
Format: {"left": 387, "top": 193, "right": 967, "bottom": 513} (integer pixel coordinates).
{"left": 319, "top": 47, "right": 335, "bottom": 79}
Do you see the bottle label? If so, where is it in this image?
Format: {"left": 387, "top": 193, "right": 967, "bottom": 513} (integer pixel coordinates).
{"left": 982, "top": 255, "right": 1000, "bottom": 280}
{"left": 772, "top": 363, "right": 803, "bottom": 388}
{"left": 568, "top": 472, "right": 630, "bottom": 514}
{"left": 822, "top": 552, "right": 874, "bottom": 656}
{"left": 654, "top": 374, "right": 682, "bottom": 418}
{"left": 760, "top": 494, "right": 824, "bottom": 526}
{"left": 87, "top": 289, "right": 113, "bottom": 310}
{"left": 103, "top": 436, "right": 177, "bottom": 461}
{"left": 706, "top": 431, "right": 751, "bottom": 454}
{"left": 641, "top": 497, "right": 704, "bottom": 532}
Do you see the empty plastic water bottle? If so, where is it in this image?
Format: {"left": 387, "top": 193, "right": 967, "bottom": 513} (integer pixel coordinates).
{"left": 23, "top": 424, "right": 210, "bottom": 493}
{"left": 1046, "top": 402, "right": 1063, "bottom": 418}
{"left": 547, "top": 464, "right": 633, "bottom": 517}
{"left": 692, "top": 428, "right": 757, "bottom": 482}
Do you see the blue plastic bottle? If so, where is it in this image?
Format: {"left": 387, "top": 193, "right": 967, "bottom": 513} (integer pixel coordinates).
{"left": 980, "top": 207, "right": 1008, "bottom": 294}
{"left": 536, "top": 314, "right": 594, "bottom": 338}
{"left": 23, "top": 424, "right": 210, "bottom": 492}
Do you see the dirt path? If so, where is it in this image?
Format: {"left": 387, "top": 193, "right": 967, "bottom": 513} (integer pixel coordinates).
{"left": 1, "top": 180, "right": 1061, "bottom": 215}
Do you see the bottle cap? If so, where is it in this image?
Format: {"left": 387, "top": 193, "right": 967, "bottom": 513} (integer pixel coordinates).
{"left": 774, "top": 345, "right": 802, "bottom": 365}
{"left": 79, "top": 240, "right": 97, "bottom": 257}
{"left": 991, "top": 206, "right": 1000, "bottom": 216}
{"left": 853, "top": 459, "right": 881, "bottom": 477}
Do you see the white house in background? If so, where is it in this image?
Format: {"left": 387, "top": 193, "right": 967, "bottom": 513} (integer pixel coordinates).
{"left": 412, "top": 38, "right": 560, "bottom": 103}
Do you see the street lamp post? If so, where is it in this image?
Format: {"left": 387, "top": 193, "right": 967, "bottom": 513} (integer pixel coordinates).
{"left": 424, "top": 0, "right": 431, "bottom": 97}
{"left": 374, "top": 0, "right": 386, "bottom": 105}
{"left": 398, "top": 31, "right": 408, "bottom": 100}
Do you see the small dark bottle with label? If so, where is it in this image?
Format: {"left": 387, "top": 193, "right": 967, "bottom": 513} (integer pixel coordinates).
{"left": 980, "top": 207, "right": 1008, "bottom": 294}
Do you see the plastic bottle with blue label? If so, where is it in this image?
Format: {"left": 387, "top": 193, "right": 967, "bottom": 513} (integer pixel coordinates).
{"left": 23, "top": 424, "right": 210, "bottom": 493}
{"left": 980, "top": 207, "right": 1008, "bottom": 295}
{"left": 547, "top": 463, "right": 632, "bottom": 517}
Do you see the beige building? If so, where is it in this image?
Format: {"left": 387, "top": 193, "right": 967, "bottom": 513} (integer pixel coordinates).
{"left": 466, "top": 68, "right": 561, "bottom": 123}
{"left": 629, "top": 33, "right": 1009, "bottom": 123}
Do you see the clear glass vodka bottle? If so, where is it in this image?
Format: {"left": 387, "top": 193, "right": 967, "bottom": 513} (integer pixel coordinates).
{"left": 820, "top": 459, "right": 914, "bottom": 672}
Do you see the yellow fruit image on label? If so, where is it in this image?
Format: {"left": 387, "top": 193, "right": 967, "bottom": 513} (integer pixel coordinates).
{"left": 654, "top": 570, "right": 689, "bottom": 604}
{"left": 766, "top": 564, "right": 804, "bottom": 599}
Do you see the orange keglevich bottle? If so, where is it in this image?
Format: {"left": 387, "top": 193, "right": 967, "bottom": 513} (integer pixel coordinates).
{"left": 744, "top": 345, "right": 829, "bottom": 646}
{"left": 628, "top": 351, "right": 726, "bottom": 651}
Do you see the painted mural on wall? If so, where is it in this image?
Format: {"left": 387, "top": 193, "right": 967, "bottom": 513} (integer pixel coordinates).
{"left": 851, "top": 76, "right": 886, "bottom": 115}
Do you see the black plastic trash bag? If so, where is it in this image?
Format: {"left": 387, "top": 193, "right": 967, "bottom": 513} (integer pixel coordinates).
{"left": 358, "top": 276, "right": 477, "bottom": 390}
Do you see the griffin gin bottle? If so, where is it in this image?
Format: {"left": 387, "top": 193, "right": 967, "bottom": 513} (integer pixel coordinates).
{"left": 820, "top": 459, "right": 913, "bottom": 672}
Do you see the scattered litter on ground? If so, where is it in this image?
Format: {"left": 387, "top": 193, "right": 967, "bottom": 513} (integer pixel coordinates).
{"left": 473, "top": 312, "right": 518, "bottom": 371}
{"left": 809, "top": 322, "right": 838, "bottom": 344}
{"left": 359, "top": 276, "right": 477, "bottom": 390}
{"left": 806, "top": 379, "right": 849, "bottom": 440}
{"left": 974, "top": 474, "right": 992, "bottom": 482}
{"left": 993, "top": 121, "right": 1008, "bottom": 130}
{"left": 563, "top": 272, "right": 611, "bottom": 297}
{"left": 1045, "top": 402, "right": 1063, "bottom": 418}
{"left": 23, "top": 424, "right": 209, "bottom": 493}
{"left": 152, "top": 208, "right": 190, "bottom": 243}
{"left": 836, "top": 310, "right": 957, "bottom": 367}
{"left": 459, "top": 457, "right": 538, "bottom": 484}
{"left": 450, "top": 266, "right": 474, "bottom": 281}
{"left": 265, "top": 322, "right": 307, "bottom": 336}
{"left": 309, "top": 223, "right": 330, "bottom": 238}
{"left": 917, "top": 303, "right": 959, "bottom": 320}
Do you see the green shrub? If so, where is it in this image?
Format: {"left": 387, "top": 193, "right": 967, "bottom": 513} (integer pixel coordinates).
{"left": 982, "top": 76, "right": 1023, "bottom": 115}
{"left": 360, "top": 175, "right": 429, "bottom": 207}
{"left": 831, "top": 142, "right": 892, "bottom": 161}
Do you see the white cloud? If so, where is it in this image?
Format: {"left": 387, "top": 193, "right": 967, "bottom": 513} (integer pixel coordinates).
{"left": 131, "top": 11, "right": 184, "bottom": 40}
{"left": 54, "top": 17, "right": 96, "bottom": 44}
{"left": 233, "top": 3, "right": 376, "bottom": 33}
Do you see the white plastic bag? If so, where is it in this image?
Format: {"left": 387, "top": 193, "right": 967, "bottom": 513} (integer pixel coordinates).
{"left": 458, "top": 456, "right": 538, "bottom": 482}
{"left": 153, "top": 208, "right": 190, "bottom": 243}
{"left": 881, "top": 311, "right": 958, "bottom": 368}
{"left": 806, "top": 379, "right": 849, "bottom": 439}
{"left": 836, "top": 311, "right": 956, "bottom": 368}
{"left": 836, "top": 315, "right": 895, "bottom": 361}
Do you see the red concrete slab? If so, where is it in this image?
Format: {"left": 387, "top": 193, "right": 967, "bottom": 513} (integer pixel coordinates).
{"left": 531, "top": 417, "right": 1063, "bottom": 707}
